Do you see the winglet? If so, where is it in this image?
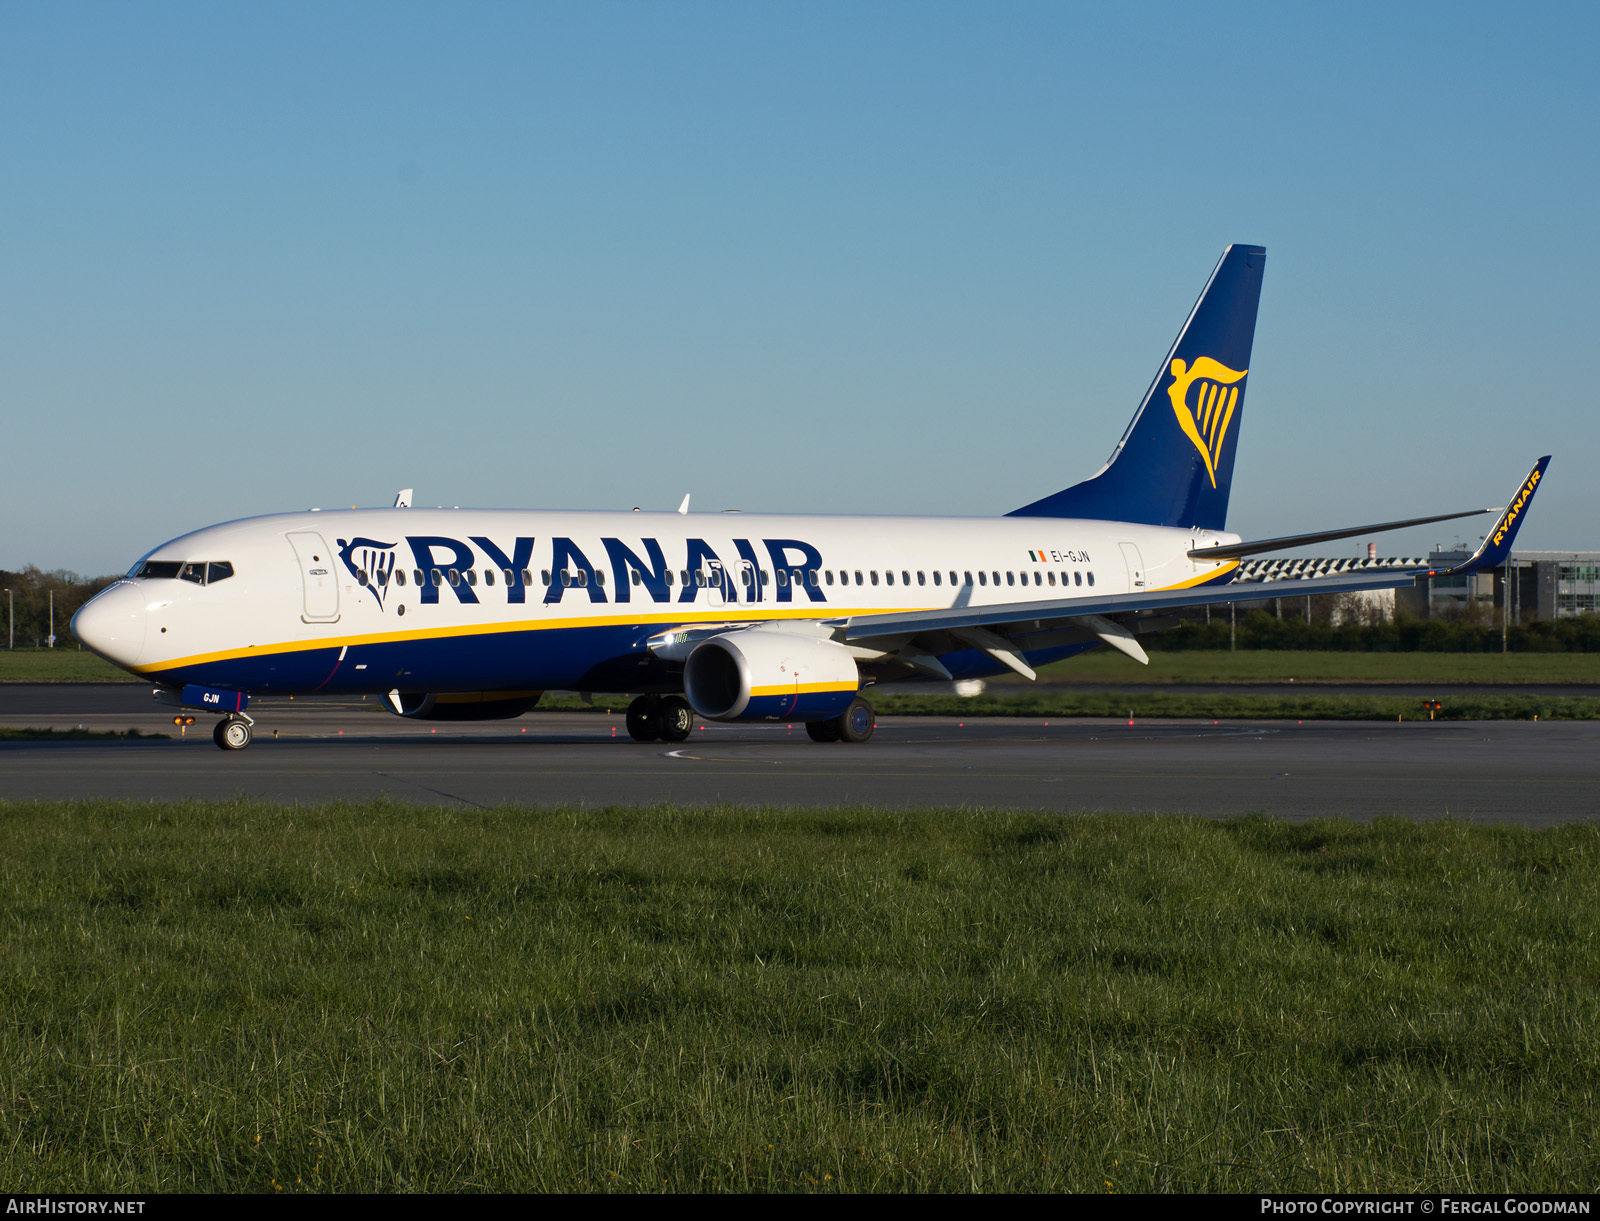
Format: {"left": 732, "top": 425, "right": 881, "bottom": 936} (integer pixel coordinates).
{"left": 1440, "top": 457, "right": 1550, "bottom": 575}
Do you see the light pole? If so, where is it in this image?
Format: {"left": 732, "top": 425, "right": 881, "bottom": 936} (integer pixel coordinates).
{"left": 48, "top": 590, "right": 54, "bottom": 648}
{"left": 3, "top": 589, "right": 10, "bottom": 650}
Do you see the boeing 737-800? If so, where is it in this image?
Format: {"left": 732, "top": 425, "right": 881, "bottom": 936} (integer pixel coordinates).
{"left": 72, "top": 244, "right": 1548, "bottom": 749}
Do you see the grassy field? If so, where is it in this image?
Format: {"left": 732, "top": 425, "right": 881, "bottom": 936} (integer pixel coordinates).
{"left": 0, "top": 650, "right": 139, "bottom": 682}
{"left": 1, "top": 800, "right": 1596, "bottom": 1193}
{"left": 0, "top": 727, "right": 164, "bottom": 740}
{"left": 1033, "top": 650, "right": 1600, "bottom": 685}
{"left": 862, "top": 691, "right": 1600, "bottom": 721}
{"left": 7, "top": 649, "right": 1600, "bottom": 687}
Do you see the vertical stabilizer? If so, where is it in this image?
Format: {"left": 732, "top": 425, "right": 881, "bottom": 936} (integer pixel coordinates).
{"left": 1009, "top": 243, "right": 1266, "bottom": 529}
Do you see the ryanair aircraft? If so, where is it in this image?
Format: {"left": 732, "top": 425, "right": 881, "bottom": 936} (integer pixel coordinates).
{"left": 73, "top": 245, "right": 1547, "bottom": 750}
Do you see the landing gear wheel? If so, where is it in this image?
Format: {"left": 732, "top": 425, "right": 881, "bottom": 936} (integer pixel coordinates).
{"left": 625, "top": 696, "right": 661, "bottom": 742}
{"left": 214, "top": 717, "right": 252, "bottom": 751}
{"left": 657, "top": 696, "right": 694, "bottom": 743}
{"left": 836, "top": 697, "right": 875, "bottom": 743}
{"left": 805, "top": 719, "right": 841, "bottom": 743}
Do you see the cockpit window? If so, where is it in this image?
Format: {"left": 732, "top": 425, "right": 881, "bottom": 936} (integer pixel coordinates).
{"left": 133, "top": 559, "right": 235, "bottom": 584}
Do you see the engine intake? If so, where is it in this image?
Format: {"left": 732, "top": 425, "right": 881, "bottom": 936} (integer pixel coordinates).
{"left": 684, "top": 629, "right": 858, "bottom": 722}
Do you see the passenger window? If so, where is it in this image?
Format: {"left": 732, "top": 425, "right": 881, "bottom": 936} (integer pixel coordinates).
{"left": 484, "top": 570, "right": 495, "bottom": 587}
{"left": 776, "top": 570, "right": 787, "bottom": 587}
{"left": 870, "top": 571, "right": 879, "bottom": 586}
{"left": 696, "top": 570, "right": 707, "bottom": 587}
{"left": 432, "top": 569, "right": 444, "bottom": 587}
{"left": 632, "top": 570, "right": 642, "bottom": 586}
{"left": 504, "top": 568, "right": 515, "bottom": 584}
{"left": 825, "top": 570, "right": 834, "bottom": 586}
{"left": 992, "top": 571, "right": 1000, "bottom": 586}
{"left": 595, "top": 570, "right": 605, "bottom": 586}
{"left": 903, "top": 570, "right": 911, "bottom": 586}
{"left": 207, "top": 561, "right": 235, "bottom": 584}
{"left": 449, "top": 569, "right": 461, "bottom": 586}
{"left": 933, "top": 571, "right": 942, "bottom": 586}
{"left": 1047, "top": 572, "right": 1055, "bottom": 587}
{"left": 577, "top": 570, "right": 589, "bottom": 587}
{"left": 1006, "top": 571, "right": 1015, "bottom": 586}
{"left": 466, "top": 569, "right": 477, "bottom": 586}
{"left": 541, "top": 570, "right": 551, "bottom": 586}
{"left": 521, "top": 570, "right": 532, "bottom": 585}
{"left": 1074, "top": 571, "right": 1082, "bottom": 586}
{"left": 396, "top": 570, "right": 407, "bottom": 588}
{"left": 808, "top": 570, "right": 818, "bottom": 586}
{"left": 885, "top": 571, "right": 894, "bottom": 586}
{"left": 561, "top": 570, "right": 571, "bottom": 587}
{"left": 414, "top": 570, "right": 424, "bottom": 586}
{"left": 855, "top": 570, "right": 864, "bottom": 585}
{"left": 1087, "top": 572, "right": 1095, "bottom": 586}
{"left": 1034, "top": 572, "right": 1042, "bottom": 586}
{"left": 964, "top": 571, "right": 973, "bottom": 586}
{"left": 951, "top": 571, "right": 960, "bottom": 586}
{"left": 978, "top": 571, "right": 987, "bottom": 586}
{"left": 918, "top": 571, "right": 926, "bottom": 586}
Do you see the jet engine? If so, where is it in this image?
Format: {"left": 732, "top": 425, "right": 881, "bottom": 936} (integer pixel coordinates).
{"left": 386, "top": 691, "right": 542, "bottom": 720}
{"left": 683, "top": 628, "right": 859, "bottom": 722}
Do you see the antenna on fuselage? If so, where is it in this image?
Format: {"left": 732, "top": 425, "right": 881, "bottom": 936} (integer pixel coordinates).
{"left": 394, "top": 488, "right": 413, "bottom": 509}
{"left": 677, "top": 494, "right": 690, "bottom": 515}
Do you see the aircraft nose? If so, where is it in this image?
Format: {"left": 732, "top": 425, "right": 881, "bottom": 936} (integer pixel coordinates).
{"left": 72, "top": 581, "right": 148, "bottom": 671}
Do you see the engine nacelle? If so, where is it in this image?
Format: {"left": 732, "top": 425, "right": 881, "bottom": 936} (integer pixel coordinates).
{"left": 684, "top": 628, "right": 859, "bottom": 722}
{"left": 387, "top": 691, "right": 542, "bottom": 721}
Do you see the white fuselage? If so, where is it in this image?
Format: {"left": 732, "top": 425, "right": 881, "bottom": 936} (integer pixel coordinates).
{"left": 75, "top": 507, "right": 1241, "bottom": 695}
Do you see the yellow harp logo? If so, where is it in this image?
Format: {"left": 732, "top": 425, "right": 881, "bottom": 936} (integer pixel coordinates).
{"left": 1167, "top": 356, "right": 1247, "bottom": 488}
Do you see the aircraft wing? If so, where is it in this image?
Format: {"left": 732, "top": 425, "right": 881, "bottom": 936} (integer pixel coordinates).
{"left": 843, "top": 456, "right": 1549, "bottom": 645}
{"left": 840, "top": 567, "right": 1425, "bottom": 643}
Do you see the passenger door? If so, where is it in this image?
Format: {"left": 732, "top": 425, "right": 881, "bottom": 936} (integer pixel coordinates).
{"left": 287, "top": 531, "right": 341, "bottom": 622}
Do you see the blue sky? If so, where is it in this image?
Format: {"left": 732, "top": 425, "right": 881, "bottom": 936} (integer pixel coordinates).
{"left": 5, "top": 2, "right": 1596, "bottom": 574}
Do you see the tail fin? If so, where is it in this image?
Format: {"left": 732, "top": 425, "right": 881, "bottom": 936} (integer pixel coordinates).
{"left": 1009, "top": 243, "right": 1266, "bottom": 529}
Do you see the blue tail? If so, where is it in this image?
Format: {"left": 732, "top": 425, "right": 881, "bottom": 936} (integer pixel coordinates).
{"left": 1009, "top": 243, "right": 1266, "bottom": 530}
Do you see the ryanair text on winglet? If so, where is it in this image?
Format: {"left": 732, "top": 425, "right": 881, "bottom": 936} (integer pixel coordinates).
{"left": 1493, "top": 468, "right": 1543, "bottom": 547}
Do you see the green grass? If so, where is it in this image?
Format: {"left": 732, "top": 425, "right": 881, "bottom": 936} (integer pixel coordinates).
{"left": 864, "top": 691, "right": 1600, "bottom": 721}
{"left": 1, "top": 801, "right": 1597, "bottom": 1193}
{"left": 0, "top": 727, "right": 164, "bottom": 740}
{"left": 0, "top": 650, "right": 139, "bottom": 682}
{"left": 1034, "top": 649, "right": 1600, "bottom": 685}
{"left": 7, "top": 648, "right": 1600, "bottom": 688}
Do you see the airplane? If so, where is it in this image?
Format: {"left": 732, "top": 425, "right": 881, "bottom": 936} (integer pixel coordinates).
{"left": 72, "top": 243, "right": 1548, "bottom": 750}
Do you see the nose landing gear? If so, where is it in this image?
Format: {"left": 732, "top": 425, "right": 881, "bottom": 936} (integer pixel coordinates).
{"left": 212, "top": 713, "right": 254, "bottom": 751}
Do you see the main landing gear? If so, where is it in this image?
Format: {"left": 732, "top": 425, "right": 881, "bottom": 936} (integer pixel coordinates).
{"left": 212, "top": 713, "right": 254, "bottom": 751}
{"left": 805, "top": 697, "right": 875, "bottom": 744}
{"left": 624, "top": 695, "right": 875, "bottom": 744}
{"left": 625, "top": 695, "right": 694, "bottom": 743}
